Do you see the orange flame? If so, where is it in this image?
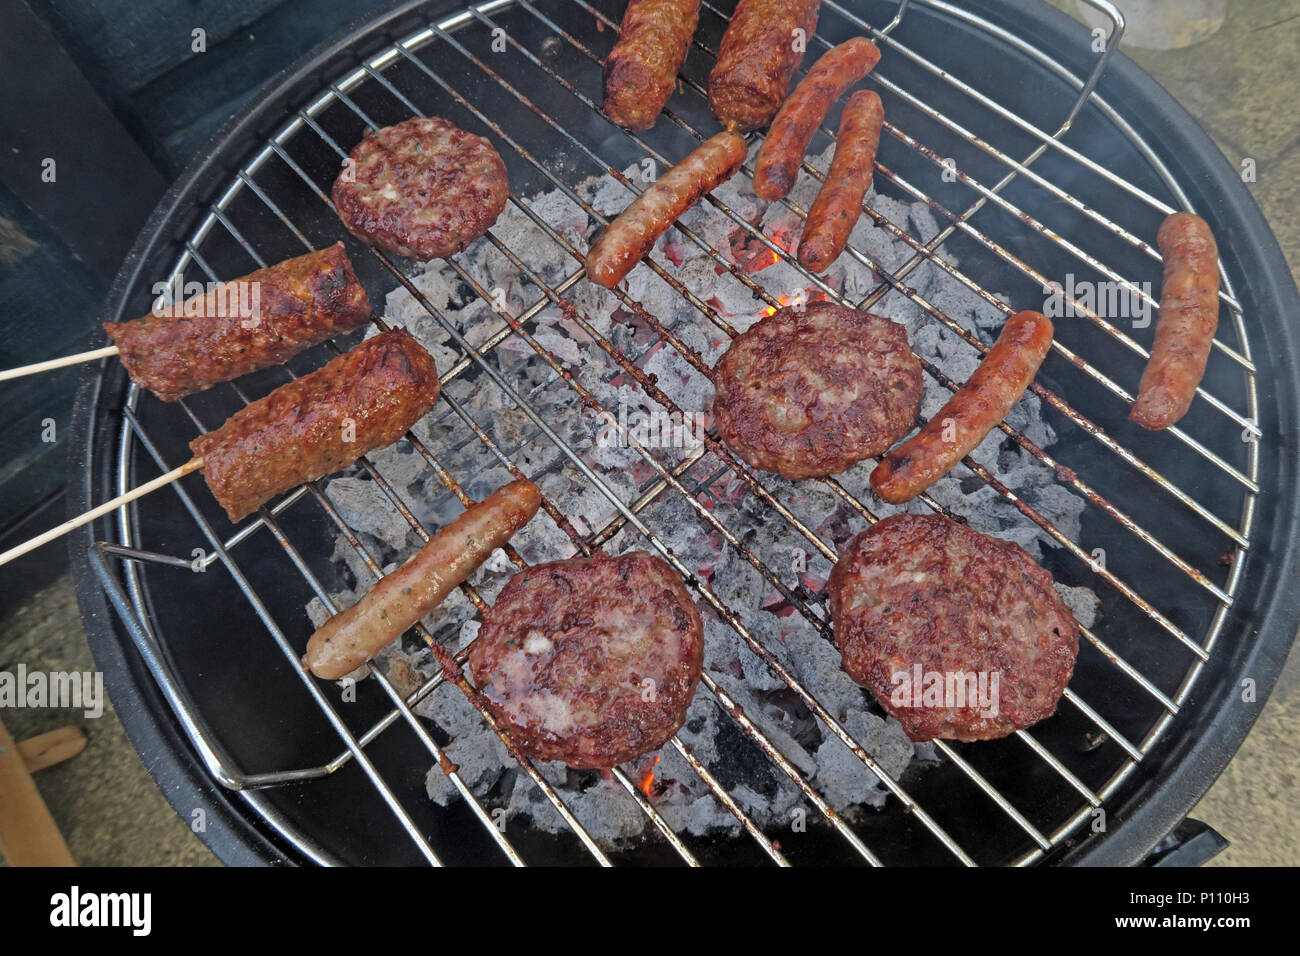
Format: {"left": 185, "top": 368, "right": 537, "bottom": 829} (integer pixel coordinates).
{"left": 761, "top": 289, "right": 830, "bottom": 317}
{"left": 638, "top": 755, "right": 661, "bottom": 799}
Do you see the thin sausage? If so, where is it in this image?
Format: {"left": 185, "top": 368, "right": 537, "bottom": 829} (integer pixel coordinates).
{"left": 753, "top": 38, "right": 881, "bottom": 201}
{"left": 603, "top": 0, "right": 702, "bottom": 131}
{"left": 304, "top": 480, "right": 542, "bottom": 680}
{"left": 191, "top": 329, "right": 440, "bottom": 522}
{"left": 103, "top": 243, "right": 371, "bottom": 402}
{"left": 870, "top": 311, "right": 1054, "bottom": 504}
{"left": 797, "top": 89, "right": 884, "bottom": 272}
{"left": 708, "top": 0, "right": 822, "bottom": 132}
{"left": 585, "top": 131, "right": 747, "bottom": 288}
{"left": 1130, "top": 212, "right": 1220, "bottom": 431}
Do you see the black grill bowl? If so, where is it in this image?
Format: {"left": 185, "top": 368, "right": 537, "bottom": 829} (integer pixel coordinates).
{"left": 68, "top": 0, "right": 1300, "bottom": 866}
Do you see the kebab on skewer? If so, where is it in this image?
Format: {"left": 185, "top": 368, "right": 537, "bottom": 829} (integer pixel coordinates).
{"left": 0, "top": 243, "right": 372, "bottom": 395}
{"left": 0, "top": 328, "right": 440, "bottom": 566}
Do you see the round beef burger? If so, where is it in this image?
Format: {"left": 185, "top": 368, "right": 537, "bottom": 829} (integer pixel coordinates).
{"left": 331, "top": 115, "right": 509, "bottom": 261}
{"left": 468, "top": 550, "right": 704, "bottom": 769}
{"left": 712, "top": 302, "right": 922, "bottom": 480}
{"left": 827, "top": 513, "right": 1079, "bottom": 742}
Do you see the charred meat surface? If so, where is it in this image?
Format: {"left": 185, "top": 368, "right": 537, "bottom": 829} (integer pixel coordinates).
{"left": 828, "top": 513, "right": 1079, "bottom": 742}
{"left": 103, "top": 243, "right": 371, "bottom": 402}
{"left": 331, "top": 116, "right": 509, "bottom": 261}
{"left": 712, "top": 302, "right": 922, "bottom": 479}
{"left": 469, "top": 550, "right": 704, "bottom": 769}
{"left": 708, "top": 0, "right": 822, "bottom": 131}
{"left": 1131, "top": 211, "right": 1220, "bottom": 431}
{"left": 304, "top": 480, "right": 542, "bottom": 680}
{"left": 191, "top": 329, "right": 440, "bottom": 522}
{"left": 752, "top": 37, "right": 881, "bottom": 200}
{"left": 870, "top": 310, "right": 1054, "bottom": 504}
{"left": 602, "top": 0, "right": 703, "bottom": 130}
{"left": 798, "top": 89, "right": 885, "bottom": 272}
{"left": 585, "top": 131, "right": 747, "bottom": 288}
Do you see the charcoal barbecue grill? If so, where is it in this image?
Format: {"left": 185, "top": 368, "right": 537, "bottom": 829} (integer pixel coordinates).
{"left": 68, "top": 0, "right": 1300, "bottom": 865}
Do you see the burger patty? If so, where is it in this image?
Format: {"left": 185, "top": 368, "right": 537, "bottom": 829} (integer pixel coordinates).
{"left": 712, "top": 303, "right": 923, "bottom": 480}
{"left": 331, "top": 116, "right": 509, "bottom": 261}
{"left": 827, "top": 514, "right": 1079, "bottom": 742}
{"left": 468, "top": 551, "right": 704, "bottom": 769}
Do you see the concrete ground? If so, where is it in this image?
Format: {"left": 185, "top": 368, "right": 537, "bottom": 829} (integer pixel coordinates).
{"left": 1, "top": 0, "right": 1298, "bottom": 866}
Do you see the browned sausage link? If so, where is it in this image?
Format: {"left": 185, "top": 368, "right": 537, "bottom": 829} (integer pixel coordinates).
{"left": 103, "top": 243, "right": 371, "bottom": 402}
{"left": 870, "top": 311, "right": 1054, "bottom": 504}
{"left": 1130, "top": 212, "right": 1220, "bottom": 431}
{"left": 753, "top": 38, "right": 880, "bottom": 200}
{"left": 190, "top": 329, "right": 440, "bottom": 522}
{"left": 603, "top": 0, "right": 703, "bottom": 131}
{"left": 708, "top": 0, "right": 821, "bottom": 132}
{"left": 585, "top": 131, "right": 747, "bottom": 288}
{"left": 797, "top": 89, "right": 884, "bottom": 272}
{"left": 304, "top": 480, "right": 542, "bottom": 680}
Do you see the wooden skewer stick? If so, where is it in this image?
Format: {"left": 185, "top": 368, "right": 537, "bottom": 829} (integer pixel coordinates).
{"left": 0, "top": 457, "right": 204, "bottom": 568}
{"left": 0, "top": 345, "right": 120, "bottom": 383}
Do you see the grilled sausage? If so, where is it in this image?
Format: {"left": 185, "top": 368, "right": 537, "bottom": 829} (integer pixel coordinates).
{"left": 304, "top": 480, "right": 542, "bottom": 680}
{"left": 191, "top": 329, "right": 440, "bottom": 522}
{"left": 708, "top": 0, "right": 822, "bottom": 132}
{"left": 603, "top": 0, "right": 703, "bottom": 130}
{"left": 103, "top": 243, "right": 371, "bottom": 402}
{"left": 1130, "top": 212, "right": 1220, "bottom": 431}
{"left": 753, "top": 38, "right": 881, "bottom": 200}
{"left": 870, "top": 311, "right": 1053, "bottom": 504}
{"left": 585, "top": 131, "right": 747, "bottom": 288}
{"left": 797, "top": 89, "right": 884, "bottom": 272}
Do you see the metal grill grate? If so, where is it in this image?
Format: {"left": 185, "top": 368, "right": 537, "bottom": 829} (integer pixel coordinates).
{"left": 88, "top": 0, "right": 1259, "bottom": 865}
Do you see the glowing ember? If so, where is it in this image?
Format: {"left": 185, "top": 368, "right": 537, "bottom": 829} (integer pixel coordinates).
{"left": 638, "top": 755, "right": 661, "bottom": 799}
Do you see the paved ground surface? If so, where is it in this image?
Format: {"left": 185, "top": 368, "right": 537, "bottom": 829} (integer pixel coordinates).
{"left": 1, "top": 0, "right": 1297, "bottom": 867}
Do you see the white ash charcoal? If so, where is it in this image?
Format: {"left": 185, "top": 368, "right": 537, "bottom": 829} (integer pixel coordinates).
{"left": 322, "top": 535, "right": 381, "bottom": 607}
{"left": 730, "top": 782, "right": 801, "bottom": 823}
{"left": 587, "top": 418, "right": 648, "bottom": 472}
{"left": 640, "top": 750, "right": 734, "bottom": 834}
{"left": 416, "top": 577, "right": 480, "bottom": 638}
{"left": 365, "top": 439, "right": 435, "bottom": 491}
{"left": 706, "top": 674, "right": 819, "bottom": 781}
{"left": 571, "top": 470, "right": 638, "bottom": 532}
{"left": 589, "top": 164, "right": 641, "bottom": 219}
{"left": 787, "top": 628, "right": 873, "bottom": 724}
{"left": 455, "top": 619, "right": 480, "bottom": 653}
{"left": 425, "top": 730, "right": 516, "bottom": 808}
{"left": 564, "top": 776, "right": 653, "bottom": 843}
{"left": 480, "top": 546, "right": 517, "bottom": 578}
{"left": 518, "top": 186, "right": 590, "bottom": 251}
{"left": 415, "top": 680, "right": 488, "bottom": 741}
{"left": 1057, "top": 583, "right": 1100, "bottom": 630}
{"left": 813, "top": 709, "right": 913, "bottom": 810}
{"left": 384, "top": 264, "right": 460, "bottom": 318}
{"left": 324, "top": 476, "right": 421, "bottom": 552}
{"left": 375, "top": 650, "right": 424, "bottom": 699}
{"left": 911, "top": 740, "right": 942, "bottom": 765}
{"left": 531, "top": 328, "right": 583, "bottom": 366}
{"left": 1025, "top": 483, "right": 1086, "bottom": 546}
{"left": 684, "top": 792, "right": 741, "bottom": 836}
{"left": 704, "top": 616, "right": 786, "bottom": 696}
{"left": 557, "top": 280, "right": 622, "bottom": 341}
{"left": 300, "top": 147, "right": 1108, "bottom": 851}
{"left": 909, "top": 202, "right": 943, "bottom": 245}
{"left": 305, "top": 596, "right": 334, "bottom": 631}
